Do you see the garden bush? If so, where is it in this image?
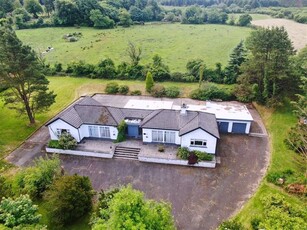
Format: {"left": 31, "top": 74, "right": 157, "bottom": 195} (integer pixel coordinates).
{"left": 177, "top": 147, "right": 190, "bottom": 160}
{"left": 130, "top": 90, "right": 142, "bottom": 95}
{"left": 118, "top": 85, "right": 129, "bottom": 95}
{"left": 105, "top": 82, "right": 119, "bottom": 94}
{"left": 115, "top": 120, "right": 127, "bottom": 143}
{"left": 47, "top": 140, "right": 60, "bottom": 148}
{"left": 177, "top": 148, "right": 213, "bottom": 162}
{"left": 165, "top": 86, "right": 180, "bottom": 98}
{"left": 219, "top": 219, "right": 244, "bottom": 230}
{"left": 266, "top": 169, "right": 294, "bottom": 185}
{"left": 58, "top": 133, "right": 77, "bottom": 150}
{"left": 194, "top": 150, "right": 213, "bottom": 161}
{"left": 151, "top": 84, "right": 165, "bottom": 97}
{"left": 190, "top": 83, "right": 234, "bottom": 101}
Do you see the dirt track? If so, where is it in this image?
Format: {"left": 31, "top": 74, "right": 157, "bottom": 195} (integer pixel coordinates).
{"left": 252, "top": 18, "right": 307, "bottom": 51}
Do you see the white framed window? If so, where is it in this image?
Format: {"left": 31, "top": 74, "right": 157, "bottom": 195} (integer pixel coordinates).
{"left": 152, "top": 130, "right": 176, "bottom": 143}
{"left": 190, "top": 139, "right": 207, "bottom": 147}
{"left": 56, "top": 129, "right": 70, "bottom": 137}
{"left": 99, "top": 127, "right": 110, "bottom": 138}
{"left": 164, "top": 131, "right": 176, "bottom": 144}
{"left": 152, "top": 130, "right": 163, "bottom": 142}
{"left": 88, "top": 126, "right": 99, "bottom": 137}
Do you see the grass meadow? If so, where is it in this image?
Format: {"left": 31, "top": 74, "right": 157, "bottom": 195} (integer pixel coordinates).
{"left": 16, "top": 23, "right": 251, "bottom": 71}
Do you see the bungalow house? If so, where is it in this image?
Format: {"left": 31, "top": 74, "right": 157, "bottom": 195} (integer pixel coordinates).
{"left": 46, "top": 96, "right": 220, "bottom": 154}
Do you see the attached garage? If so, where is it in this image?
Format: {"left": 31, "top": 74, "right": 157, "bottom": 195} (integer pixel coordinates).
{"left": 232, "top": 123, "right": 247, "bottom": 134}
{"left": 218, "top": 122, "right": 229, "bottom": 133}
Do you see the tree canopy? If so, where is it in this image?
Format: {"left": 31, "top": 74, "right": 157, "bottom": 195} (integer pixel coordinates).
{"left": 0, "top": 24, "right": 56, "bottom": 124}
{"left": 236, "top": 26, "right": 300, "bottom": 106}
{"left": 92, "top": 185, "right": 175, "bottom": 230}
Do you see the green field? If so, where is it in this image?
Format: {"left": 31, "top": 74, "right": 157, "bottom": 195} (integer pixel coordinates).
{"left": 16, "top": 24, "right": 251, "bottom": 72}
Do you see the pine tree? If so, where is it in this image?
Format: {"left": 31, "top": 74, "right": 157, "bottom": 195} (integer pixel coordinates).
{"left": 0, "top": 24, "right": 56, "bottom": 124}
{"left": 145, "top": 71, "right": 154, "bottom": 93}
{"left": 224, "top": 40, "right": 247, "bottom": 84}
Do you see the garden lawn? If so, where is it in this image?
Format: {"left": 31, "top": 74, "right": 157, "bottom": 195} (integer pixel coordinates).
{"left": 16, "top": 24, "right": 251, "bottom": 71}
{"left": 235, "top": 104, "right": 306, "bottom": 228}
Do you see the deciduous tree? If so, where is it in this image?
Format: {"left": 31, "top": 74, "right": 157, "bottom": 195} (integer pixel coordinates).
{"left": 92, "top": 185, "right": 175, "bottom": 230}
{"left": 0, "top": 24, "right": 56, "bottom": 124}
{"left": 24, "top": 0, "right": 43, "bottom": 18}
{"left": 44, "top": 174, "right": 94, "bottom": 227}
{"left": 0, "top": 195, "right": 41, "bottom": 228}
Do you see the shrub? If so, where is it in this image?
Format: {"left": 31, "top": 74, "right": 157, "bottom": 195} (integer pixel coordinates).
{"left": 266, "top": 169, "right": 294, "bottom": 185}
{"left": 44, "top": 175, "right": 94, "bottom": 227}
{"left": 48, "top": 140, "right": 60, "bottom": 148}
{"left": 251, "top": 217, "right": 261, "bottom": 230}
{"left": 115, "top": 120, "right": 127, "bottom": 143}
{"left": 118, "top": 85, "right": 129, "bottom": 95}
{"left": 151, "top": 84, "right": 165, "bottom": 97}
{"left": 130, "top": 90, "right": 142, "bottom": 95}
{"left": 219, "top": 219, "right": 244, "bottom": 230}
{"left": 58, "top": 133, "right": 77, "bottom": 150}
{"left": 0, "top": 195, "right": 41, "bottom": 228}
{"left": 177, "top": 147, "right": 190, "bottom": 160}
{"left": 158, "top": 145, "right": 165, "bottom": 152}
{"left": 165, "top": 86, "right": 180, "bottom": 98}
{"left": 194, "top": 150, "right": 213, "bottom": 161}
{"left": 145, "top": 71, "right": 154, "bottom": 93}
{"left": 190, "top": 84, "right": 234, "bottom": 101}
{"left": 105, "top": 82, "right": 119, "bottom": 94}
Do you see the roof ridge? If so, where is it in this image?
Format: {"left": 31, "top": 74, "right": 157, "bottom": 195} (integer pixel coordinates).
{"left": 105, "top": 106, "right": 121, "bottom": 126}
{"left": 141, "top": 109, "right": 163, "bottom": 126}
{"left": 179, "top": 112, "right": 199, "bottom": 132}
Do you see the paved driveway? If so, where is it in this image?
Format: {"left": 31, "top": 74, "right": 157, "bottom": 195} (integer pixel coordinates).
{"left": 60, "top": 134, "right": 268, "bottom": 230}
{"left": 6, "top": 105, "right": 269, "bottom": 230}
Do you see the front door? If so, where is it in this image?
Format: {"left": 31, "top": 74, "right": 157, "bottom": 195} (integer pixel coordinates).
{"left": 127, "top": 125, "right": 139, "bottom": 138}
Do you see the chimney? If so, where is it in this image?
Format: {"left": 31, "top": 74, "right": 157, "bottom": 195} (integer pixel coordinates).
{"left": 180, "top": 103, "right": 188, "bottom": 116}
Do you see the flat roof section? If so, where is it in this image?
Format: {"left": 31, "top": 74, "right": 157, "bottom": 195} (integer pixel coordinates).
{"left": 125, "top": 99, "right": 173, "bottom": 110}
{"left": 172, "top": 102, "right": 253, "bottom": 121}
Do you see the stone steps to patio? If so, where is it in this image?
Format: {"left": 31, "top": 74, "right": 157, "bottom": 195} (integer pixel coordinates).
{"left": 113, "top": 146, "right": 140, "bottom": 160}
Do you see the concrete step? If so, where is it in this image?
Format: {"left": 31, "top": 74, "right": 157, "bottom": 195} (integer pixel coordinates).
{"left": 113, "top": 146, "right": 140, "bottom": 160}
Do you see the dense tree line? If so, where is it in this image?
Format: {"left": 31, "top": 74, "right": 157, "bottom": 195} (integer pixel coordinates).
{"left": 159, "top": 0, "right": 306, "bottom": 7}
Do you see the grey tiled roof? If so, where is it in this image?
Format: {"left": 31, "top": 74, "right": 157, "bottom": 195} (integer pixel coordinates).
{"left": 179, "top": 112, "right": 219, "bottom": 138}
{"left": 46, "top": 96, "right": 219, "bottom": 138}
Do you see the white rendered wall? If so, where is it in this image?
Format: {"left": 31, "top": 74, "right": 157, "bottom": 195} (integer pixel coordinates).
{"left": 180, "top": 128, "right": 217, "bottom": 154}
{"left": 142, "top": 128, "right": 181, "bottom": 145}
{"left": 79, "top": 124, "right": 118, "bottom": 140}
{"left": 48, "top": 119, "right": 80, "bottom": 142}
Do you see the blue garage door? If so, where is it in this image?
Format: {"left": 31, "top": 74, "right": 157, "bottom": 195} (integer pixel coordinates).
{"left": 232, "top": 123, "right": 246, "bottom": 134}
{"left": 218, "top": 122, "right": 229, "bottom": 133}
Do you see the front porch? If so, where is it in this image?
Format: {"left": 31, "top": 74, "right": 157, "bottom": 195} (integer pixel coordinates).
{"left": 46, "top": 138, "right": 216, "bottom": 168}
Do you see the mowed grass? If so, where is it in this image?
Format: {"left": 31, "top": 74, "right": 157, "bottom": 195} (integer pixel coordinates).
{"left": 16, "top": 24, "right": 251, "bottom": 71}
{"left": 235, "top": 103, "right": 306, "bottom": 228}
